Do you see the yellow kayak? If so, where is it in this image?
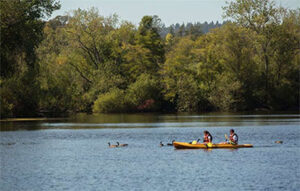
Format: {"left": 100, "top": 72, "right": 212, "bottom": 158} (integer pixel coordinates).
{"left": 173, "top": 141, "right": 253, "bottom": 149}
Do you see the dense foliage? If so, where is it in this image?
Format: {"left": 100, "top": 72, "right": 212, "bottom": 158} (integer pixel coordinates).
{"left": 1, "top": 0, "right": 299, "bottom": 118}
{"left": 0, "top": 0, "right": 60, "bottom": 117}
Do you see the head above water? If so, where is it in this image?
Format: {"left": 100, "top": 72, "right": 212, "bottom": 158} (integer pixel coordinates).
{"left": 204, "top": 130, "right": 210, "bottom": 135}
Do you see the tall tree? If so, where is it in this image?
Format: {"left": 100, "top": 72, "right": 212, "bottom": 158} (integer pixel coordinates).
{"left": 37, "top": 9, "right": 134, "bottom": 113}
{"left": 131, "top": 15, "right": 165, "bottom": 78}
{"left": 223, "top": 0, "right": 285, "bottom": 106}
{"left": 0, "top": 0, "right": 60, "bottom": 77}
{"left": 0, "top": 0, "right": 60, "bottom": 117}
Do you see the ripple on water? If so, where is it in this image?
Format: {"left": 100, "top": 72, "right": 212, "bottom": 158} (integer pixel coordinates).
{"left": 0, "top": 114, "right": 299, "bottom": 190}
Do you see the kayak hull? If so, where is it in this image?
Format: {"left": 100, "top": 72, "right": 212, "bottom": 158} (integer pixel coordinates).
{"left": 173, "top": 142, "right": 253, "bottom": 149}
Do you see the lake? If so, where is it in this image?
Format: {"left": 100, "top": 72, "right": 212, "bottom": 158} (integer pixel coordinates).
{"left": 1, "top": 113, "right": 299, "bottom": 191}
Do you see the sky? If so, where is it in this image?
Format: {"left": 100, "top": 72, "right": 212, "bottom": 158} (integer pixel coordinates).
{"left": 52, "top": 0, "right": 300, "bottom": 26}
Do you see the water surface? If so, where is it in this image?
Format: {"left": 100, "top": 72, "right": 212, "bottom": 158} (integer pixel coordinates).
{"left": 1, "top": 113, "right": 299, "bottom": 191}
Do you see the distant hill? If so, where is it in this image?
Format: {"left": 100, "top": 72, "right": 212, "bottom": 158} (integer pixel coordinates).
{"left": 159, "top": 21, "right": 226, "bottom": 38}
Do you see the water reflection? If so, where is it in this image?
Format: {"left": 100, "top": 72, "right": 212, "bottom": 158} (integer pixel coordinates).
{"left": 203, "top": 148, "right": 213, "bottom": 152}
{"left": 1, "top": 112, "right": 299, "bottom": 131}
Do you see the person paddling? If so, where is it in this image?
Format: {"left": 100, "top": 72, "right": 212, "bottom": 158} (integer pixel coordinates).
{"left": 227, "top": 129, "right": 238, "bottom": 145}
{"left": 203, "top": 130, "right": 213, "bottom": 143}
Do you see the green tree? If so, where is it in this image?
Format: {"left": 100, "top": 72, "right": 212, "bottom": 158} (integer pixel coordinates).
{"left": 268, "top": 9, "right": 300, "bottom": 109}
{"left": 37, "top": 21, "right": 84, "bottom": 113}
{"left": 37, "top": 9, "right": 131, "bottom": 113}
{"left": 93, "top": 88, "right": 127, "bottom": 113}
{"left": 135, "top": 16, "right": 165, "bottom": 75}
{"left": 223, "top": 0, "right": 300, "bottom": 109}
{"left": 126, "top": 74, "right": 161, "bottom": 111}
{"left": 165, "top": 33, "right": 174, "bottom": 52}
{"left": 177, "top": 24, "right": 186, "bottom": 37}
{"left": 0, "top": 0, "right": 60, "bottom": 118}
{"left": 0, "top": 0, "right": 60, "bottom": 78}
{"left": 161, "top": 36, "right": 210, "bottom": 111}
{"left": 186, "top": 23, "right": 203, "bottom": 39}
{"left": 210, "top": 24, "right": 261, "bottom": 110}
{"left": 223, "top": 0, "right": 286, "bottom": 106}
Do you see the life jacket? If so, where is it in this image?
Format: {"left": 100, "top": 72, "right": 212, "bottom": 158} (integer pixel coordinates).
{"left": 203, "top": 134, "right": 212, "bottom": 143}
{"left": 230, "top": 133, "right": 238, "bottom": 144}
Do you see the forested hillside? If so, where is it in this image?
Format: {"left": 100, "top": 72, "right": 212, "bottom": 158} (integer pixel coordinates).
{"left": 1, "top": 0, "right": 299, "bottom": 118}
{"left": 159, "top": 21, "right": 224, "bottom": 37}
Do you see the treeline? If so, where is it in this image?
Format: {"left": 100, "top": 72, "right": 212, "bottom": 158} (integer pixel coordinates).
{"left": 1, "top": 0, "right": 299, "bottom": 118}
{"left": 159, "top": 21, "right": 224, "bottom": 37}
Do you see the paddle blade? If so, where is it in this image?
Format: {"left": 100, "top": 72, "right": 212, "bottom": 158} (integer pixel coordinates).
{"left": 225, "top": 134, "right": 229, "bottom": 140}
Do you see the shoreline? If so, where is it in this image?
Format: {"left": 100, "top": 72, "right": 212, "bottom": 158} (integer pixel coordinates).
{"left": 1, "top": 110, "right": 299, "bottom": 122}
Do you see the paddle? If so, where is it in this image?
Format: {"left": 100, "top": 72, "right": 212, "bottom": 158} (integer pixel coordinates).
{"left": 206, "top": 142, "right": 213, "bottom": 148}
{"left": 225, "top": 134, "right": 229, "bottom": 141}
{"left": 190, "top": 139, "right": 201, "bottom": 144}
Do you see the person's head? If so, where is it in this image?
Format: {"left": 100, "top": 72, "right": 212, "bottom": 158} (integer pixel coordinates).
{"left": 230, "top": 129, "right": 234, "bottom": 134}
{"left": 204, "top": 130, "right": 209, "bottom": 135}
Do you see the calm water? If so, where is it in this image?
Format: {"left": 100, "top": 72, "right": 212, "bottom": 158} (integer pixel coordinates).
{"left": 1, "top": 113, "right": 300, "bottom": 191}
